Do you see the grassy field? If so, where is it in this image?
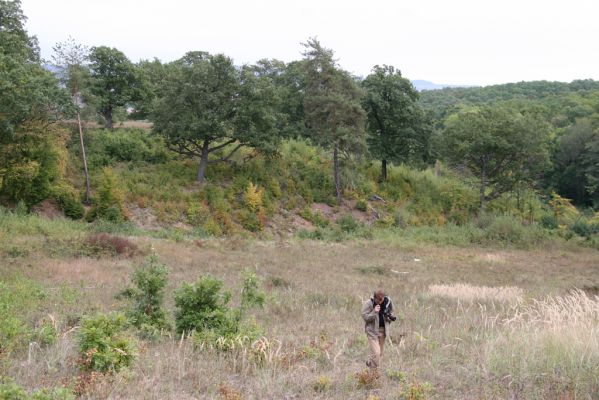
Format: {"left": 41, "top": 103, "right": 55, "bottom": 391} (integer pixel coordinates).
{"left": 2, "top": 213, "right": 599, "bottom": 399}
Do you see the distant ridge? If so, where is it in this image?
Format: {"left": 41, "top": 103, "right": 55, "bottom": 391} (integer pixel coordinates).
{"left": 411, "top": 80, "right": 478, "bottom": 91}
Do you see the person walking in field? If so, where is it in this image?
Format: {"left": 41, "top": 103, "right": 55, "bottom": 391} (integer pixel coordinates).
{"left": 361, "top": 288, "right": 396, "bottom": 369}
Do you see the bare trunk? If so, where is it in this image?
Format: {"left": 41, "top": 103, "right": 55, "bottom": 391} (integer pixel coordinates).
{"left": 103, "top": 107, "right": 113, "bottom": 129}
{"left": 381, "top": 159, "right": 387, "bottom": 181}
{"left": 333, "top": 143, "right": 342, "bottom": 203}
{"left": 77, "top": 112, "right": 91, "bottom": 204}
{"left": 196, "top": 140, "right": 210, "bottom": 184}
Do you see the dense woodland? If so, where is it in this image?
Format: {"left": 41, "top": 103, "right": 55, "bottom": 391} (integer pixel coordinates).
{"left": 1, "top": 0, "right": 598, "bottom": 239}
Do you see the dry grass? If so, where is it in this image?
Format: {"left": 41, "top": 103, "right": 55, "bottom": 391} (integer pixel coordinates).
{"left": 427, "top": 283, "right": 524, "bottom": 303}
{"left": 2, "top": 233, "right": 599, "bottom": 399}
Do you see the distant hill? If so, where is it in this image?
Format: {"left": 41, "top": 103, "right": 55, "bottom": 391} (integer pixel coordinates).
{"left": 418, "top": 79, "right": 599, "bottom": 121}
{"left": 411, "top": 80, "right": 477, "bottom": 91}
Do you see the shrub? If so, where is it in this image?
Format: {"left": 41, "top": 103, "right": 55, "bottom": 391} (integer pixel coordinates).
{"left": 192, "top": 319, "right": 262, "bottom": 352}
{"left": 243, "top": 182, "right": 263, "bottom": 212}
{"left": 483, "top": 215, "right": 526, "bottom": 244}
{"left": 120, "top": 255, "right": 170, "bottom": 331}
{"left": 0, "top": 383, "right": 74, "bottom": 400}
{"left": 83, "top": 128, "right": 169, "bottom": 168}
{"left": 238, "top": 209, "right": 263, "bottom": 232}
{"left": 83, "top": 233, "right": 137, "bottom": 257}
{"left": 0, "top": 278, "right": 45, "bottom": 357}
{"left": 52, "top": 185, "right": 84, "bottom": 220}
{"left": 570, "top": 219, "right": 599, "bottom": 239}
{"left": 186, "top": 201, "right": 210, "bottom": 227}
{"left": 174, "top": 276, "right": 236, "bottom": 335}
{"left": 0, "top": 124, "right": 70, "bottom": 207}
{"left": 356, "top": 198, "right": 368, "bottom": 212}
{"left": 35, "top": 318, "right": 58, "bottom": 347}
{"left": 338, "top": 214, "right": 359, "bottom": 233}
{"left": 539, "top": 213, "right": 559, "bottom": 230}
{"left": 89, "top": 168, "right": 125, "bottom": 223}
{"left": 241, "top": 270, "right": 266, "bottom": 310}
{"left": 77, "top": 313, "right": 136, "bottom": 372}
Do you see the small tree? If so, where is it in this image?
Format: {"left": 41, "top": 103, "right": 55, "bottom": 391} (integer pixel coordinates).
{"left": 88, "top": 46, "right": 142, "bottom": 128}
{"left": 362, "top": 65, "right": 430, "bottom": 180}
{"left": 174, "top": 275, "right": 234, "bottom": 335}
{"left": 441, "top": 106, "right": 550, "bottom": 210}
{"left": 52, "top": 36, "right": 92, "bottom": 203}
{"left": 152, "top": 52, "right": 281, "bottom": 184}
{"left": 302, "top": 38, "right": 366, "bottom": 203}
{"left": 120, "top": 255, "right": 169, "bottom": 330}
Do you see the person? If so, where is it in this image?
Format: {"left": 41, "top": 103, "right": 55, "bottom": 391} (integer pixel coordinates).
{"left": 361, "top": 288, "right": 396, "bottom": 369}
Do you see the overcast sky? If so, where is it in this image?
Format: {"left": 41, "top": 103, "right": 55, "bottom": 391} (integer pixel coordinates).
{"left": 21, "top": 0, "right": 599, "bottom": 86}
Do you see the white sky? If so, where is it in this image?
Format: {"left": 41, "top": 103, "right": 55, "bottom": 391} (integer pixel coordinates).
{"left": 21, "top": 0, "right": 599, "bottom": 86}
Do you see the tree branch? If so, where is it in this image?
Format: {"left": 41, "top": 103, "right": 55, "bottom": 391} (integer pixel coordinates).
{"left": 208, "top": 138, "right": 237, "bottom": 153}
{"left": 208, "top": 144, "right": 243, "bottom": 164}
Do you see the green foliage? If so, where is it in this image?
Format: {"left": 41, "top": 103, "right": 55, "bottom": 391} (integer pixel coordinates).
{"left": 174, "top": 276, "right": 234, "bottom": 335}
{"left": 88, "top": 46, "right": 143, "bottom": 128}
{"left": 120, "top": 255, "right": 170, "bottom": 330}
{"left": 241, "top": 270, "right": 266, "bottom": 310}
{"left": 0, "top": 382, "right": 73, "bottom": 400}
{"left": 338, "top": 213, "right": 359, "bottom": 232}
{"left": 362, "top": 65, "right": 431, "bottom": 177}
{"left": 77, "top": 312, "right": 136, "bottom": 372}
{"left": 0, "top": 277, "right": 45, "bottom": 357}
{"left": 151, "top": 51, "right": 281, "bottom": 183}
{"left": 302, "top": 38, "right": 366, "bottom": 202}
{"left": 89, "top": 168, "right": 125, "bottom": 222}
{"left": 81, "top": 129, "right": 169, "bottom": 168}
{"left": 355, "top": 198, "right": 368, "bottom": 212}
{"left": 52, "top": 184, "right": 84, "bottom": 219}
{"left": 192, "top": 319, "right": 262, "bottom": 352}
{"left": 0, "top": 124, "right": 71, "bottom": 208}
{"left": 441, "top": 105, "right": 551, "bottom": 208}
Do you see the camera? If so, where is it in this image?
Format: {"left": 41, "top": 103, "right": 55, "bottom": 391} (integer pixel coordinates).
{"left": 384, "top": 312, "right": 397, "bottom": 322}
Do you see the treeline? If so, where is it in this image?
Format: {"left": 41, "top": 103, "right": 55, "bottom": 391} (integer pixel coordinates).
{"left": 422, "top": 81, "right": 599, "bottom": 207}
{"left": 1, "top": 0, "right": 597, "bottom": 221}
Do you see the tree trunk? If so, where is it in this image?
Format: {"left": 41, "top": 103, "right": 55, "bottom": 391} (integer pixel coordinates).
{"left": 77, "top": 111, "right": 91, "bottom": 204}
{"left": 196, "top": 140, "right": 210, "bottom": 184}
{"left": 103, "top": 107, "right": 113, "bottom": 129}
{"left": 381, "top": 159, "right": 387, "bottom": 181}
{"left": 333, "top": 143, "right": 342, "bottom": 203}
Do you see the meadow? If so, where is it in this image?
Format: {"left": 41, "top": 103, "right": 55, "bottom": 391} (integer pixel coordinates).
{"left": 2, "top": 211, "right": 599, "bottom": 399}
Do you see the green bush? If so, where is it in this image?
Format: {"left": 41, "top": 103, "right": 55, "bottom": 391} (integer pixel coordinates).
{"left": 241, "top": 270, "right": 266, "bottom": 310}
{"left": 540, "top": 213, "right": 559, "bottom": 230}
{"left": 356, "top": 198, "right": 368, "bottom": 212}
{"left": 192, "top": 319, "right": 262, "bottom": 352}
{"left": 0, "top": 278, "right": 45, "bottom": 357}
{"left": 51, "top": 184, "right": 84, "bottom": 220}
{"left": 77, "top": 312, "right": 136, "bottom": 372}
{"left": 338, "top": 214, "right": 359, "bottom": 233}
{"left": 82, "top": 129, "right": 169, "bottom": 168}
{"left": 238, "top": 209, "right": 263, "bottom": 232}
{"left": 483, "top": 215, "right": 527, "bottom": 244}
{"left": 570, "top": 219, "right": 599, "bottom": 239}
{"left": 88, "top": 168, "right": 126, "bottom": 223}
{"left": 174, "top": 276, "right": 236, "bottom": 335}
{"left": 120, "top": 255, "right": 170, "bottom": 331}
